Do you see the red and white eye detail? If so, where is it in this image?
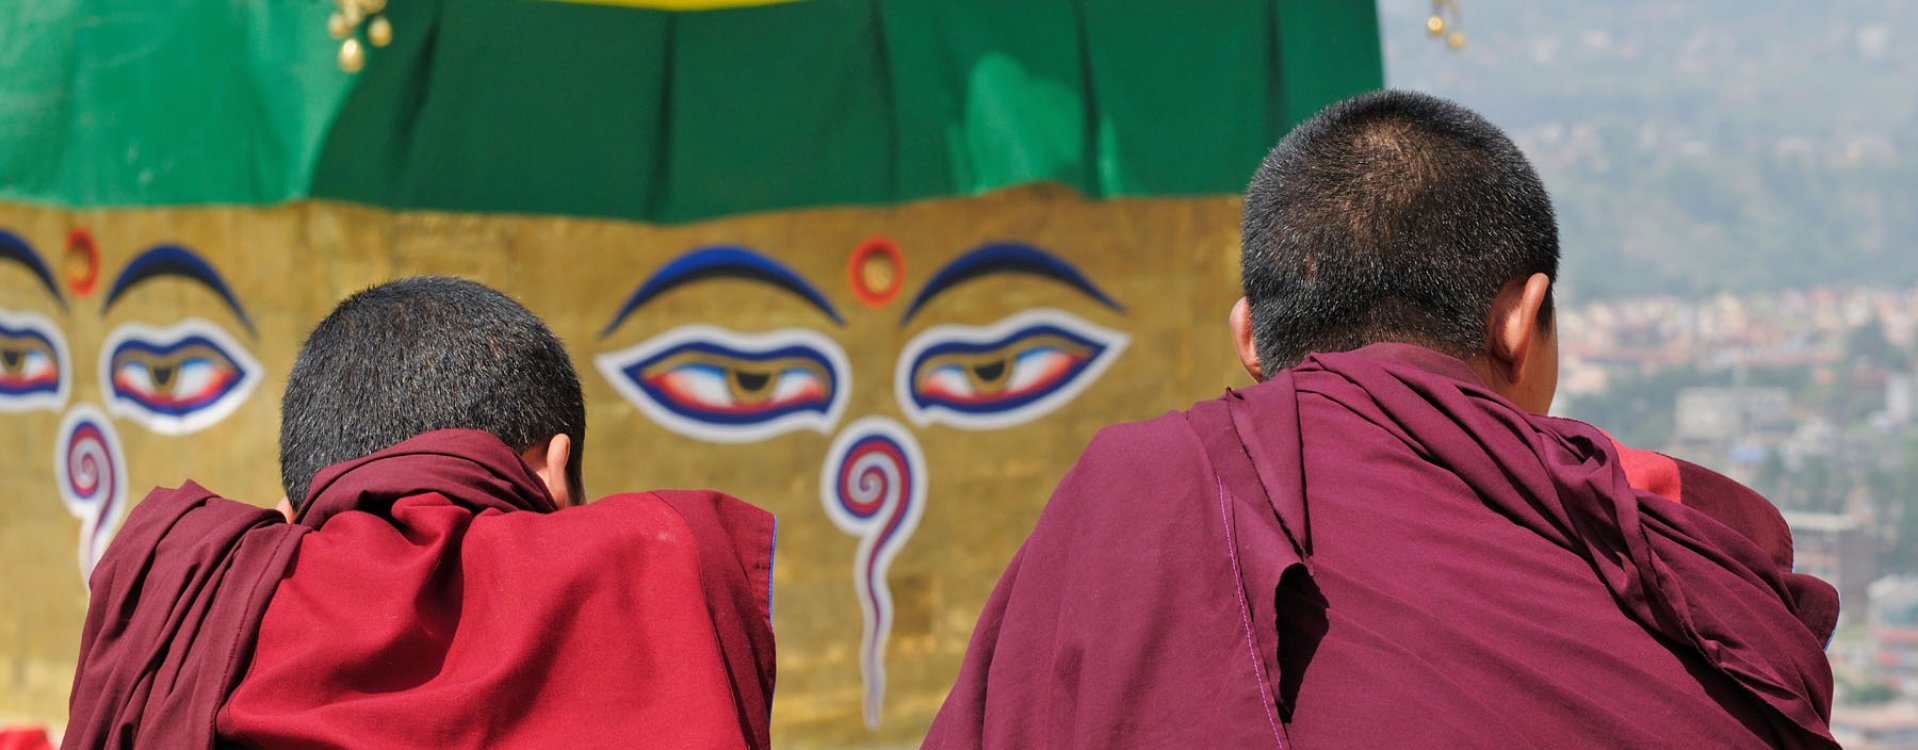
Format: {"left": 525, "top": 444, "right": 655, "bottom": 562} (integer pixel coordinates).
{"left": 596, "top": 325, "right": 850, "bottom": 444}
{"left": 895, "top": 309, "right": 1128, "bottom": 431}
{"left": 99, "top": 319, "right": 262, "bottom": 435}
{"left": 916, "top": 346, "right": 1088, "bottom": 404}
{"left": 646, "top": 361, "right": 830, "bottom": 415}
{"left": 0, "top": 307, "right": 69, "bottom": 413}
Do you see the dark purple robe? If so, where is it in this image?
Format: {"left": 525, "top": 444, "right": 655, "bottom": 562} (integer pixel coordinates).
{"left": 925, "top": 344, "right": 1837, "bottom": 749}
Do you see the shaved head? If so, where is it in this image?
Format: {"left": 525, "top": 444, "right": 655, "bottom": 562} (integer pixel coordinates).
{"left": 1240, "top": 90, "right": 1559, "bottom": 373}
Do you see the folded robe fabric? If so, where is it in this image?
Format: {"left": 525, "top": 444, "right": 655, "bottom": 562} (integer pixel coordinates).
{"left": 925, "top": 344, "right": 1837, "bottom": 749}
{"left": 64, "top": 429, "right": 776, "bottom": 749}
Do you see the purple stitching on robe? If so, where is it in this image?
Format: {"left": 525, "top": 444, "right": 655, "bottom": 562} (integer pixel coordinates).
{"left": 1220, "top": 476, "right": 1286, "bottom": 749}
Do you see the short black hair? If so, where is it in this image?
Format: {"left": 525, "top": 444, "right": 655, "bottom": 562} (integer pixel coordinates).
{"left": 1240, "top": 90, "right": 1559, "bottom": 373}
{"left": 279, "top": 276, "right": 585, "bottom": 505}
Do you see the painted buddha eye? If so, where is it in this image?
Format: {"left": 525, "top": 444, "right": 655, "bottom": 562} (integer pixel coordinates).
{"left": 0, "top": 308, "right": 70, "bottom": 412}
{"left": 596, "top": 325, "right": 849, "bottom": 443}
{"left": 896, "top": 308, "right": 1127, "bottom": 430}
{"left": 100, "top": 320, "right": 261, "bottom": 435}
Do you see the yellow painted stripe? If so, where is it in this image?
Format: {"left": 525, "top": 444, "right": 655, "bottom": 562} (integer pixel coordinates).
{"left": 545, "top": 0, "right": 799, "bottom": 10}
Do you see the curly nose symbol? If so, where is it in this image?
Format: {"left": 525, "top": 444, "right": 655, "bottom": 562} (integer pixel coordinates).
{"left": 820, "top": 416, "right": 926, "bottom": 729}
{"left": 55, "top": 403, "right": 127, "bottom": 579}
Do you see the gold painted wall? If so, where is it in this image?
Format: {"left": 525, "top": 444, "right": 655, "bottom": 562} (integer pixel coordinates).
{"left": 0, "top": 184, "right": 1247, "bottom": 746}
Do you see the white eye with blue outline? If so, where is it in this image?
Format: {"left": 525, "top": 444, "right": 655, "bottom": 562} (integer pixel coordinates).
{"left": 0, "top": 308, "right": 70, "bottom": 413}
{"left": 895, "top": 308, "right": 1128, "bottom": 431}
{"left": 99, "top": 319, "right": 262, "bottom": 435}
{"left": 596, "top": 325, "right": 850, "bottom": 443}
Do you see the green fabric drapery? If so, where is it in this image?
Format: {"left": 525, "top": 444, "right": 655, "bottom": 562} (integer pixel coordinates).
{"left": 0, "top": 0, "right": 1382, "bottom": 223}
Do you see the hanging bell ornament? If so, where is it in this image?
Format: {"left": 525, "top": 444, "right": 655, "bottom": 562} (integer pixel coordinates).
{"left": 339, "top": 37, "right": 365, "bottom": 73}
{"left": 1447, "top": 31, "right": 1466, "bottom": 50}
{"left": 1427, "top": 15, "right": 1445, "bottom": 36}
{"left": 327, "top": 11, "right": 351, "bottom": 39}
{"left": 360, "top": 0, "right": 387, "bottom": 13}
{"left": 368, "top": 16, "right": 393, "bottom": 47}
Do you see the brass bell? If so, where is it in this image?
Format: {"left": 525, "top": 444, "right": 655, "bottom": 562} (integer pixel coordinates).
{"left": 339, "top": 38, "right": 365, "bottom": 73}
{"left": 368, "top": 16, "right": 393, "bottom": 47}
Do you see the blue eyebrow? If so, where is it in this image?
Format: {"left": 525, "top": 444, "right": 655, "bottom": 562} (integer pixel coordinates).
{"left": 601, "top": 246, "right": 843, "bottom": 337}
{"left": 901, "top": 243, "right": 1123, "bottom": 325}
{"left": 103, "top": 245, "right": 255, "bottom": 336}
{"left": 0, "top": 230, "right": 66, "bottom": 310}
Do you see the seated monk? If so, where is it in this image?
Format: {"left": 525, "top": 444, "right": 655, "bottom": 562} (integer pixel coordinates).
{"left": 64, "top": 277, "right": 776, "bottom": 749}
{"left": 925, "top": 91, "right": 1839, "bottom": 749}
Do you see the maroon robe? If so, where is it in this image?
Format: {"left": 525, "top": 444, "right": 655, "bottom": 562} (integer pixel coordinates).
{"left": 925, "top": 344, "right": 1837, "bottom": 749}
{"left": 65, "top": 429, "right": 775, "bottom": 749}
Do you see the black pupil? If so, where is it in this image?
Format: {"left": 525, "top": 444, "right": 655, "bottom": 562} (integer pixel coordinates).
{"left": 972, "top": 360, "right": 1007, "bottom": 382}
{"left": 0, "top": 348, "right": 19, "bottom": 370}
{"left": 734, "top": 369, "right": 771, "bottom": 392}
{"left": 151, "top": 364, "right": 176, "bottom": 388}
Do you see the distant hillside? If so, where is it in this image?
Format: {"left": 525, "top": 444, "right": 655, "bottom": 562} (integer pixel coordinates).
{"left": 1378, "top": 0, "right": 1918, "bottom": 302}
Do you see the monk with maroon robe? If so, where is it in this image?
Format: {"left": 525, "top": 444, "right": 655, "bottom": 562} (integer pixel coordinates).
{"left": 64, "top": 277, "right": 776, "bottom": 749}
{"left": 926, "top": 92, "right": 1838, "bottom": 748}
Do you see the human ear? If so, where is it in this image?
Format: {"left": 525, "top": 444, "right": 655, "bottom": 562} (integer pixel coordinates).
{"left": 1230, "top": 297, "right": 1265, "bottom": 381}
{"left": 275, "top": 497, "right": 294, "bottom": 523}
{"left": 520, "top": 434, "right": 574, "bottom": 508}
{"left": 1488, "top": 273, "right": 1553, "bottom": 406}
